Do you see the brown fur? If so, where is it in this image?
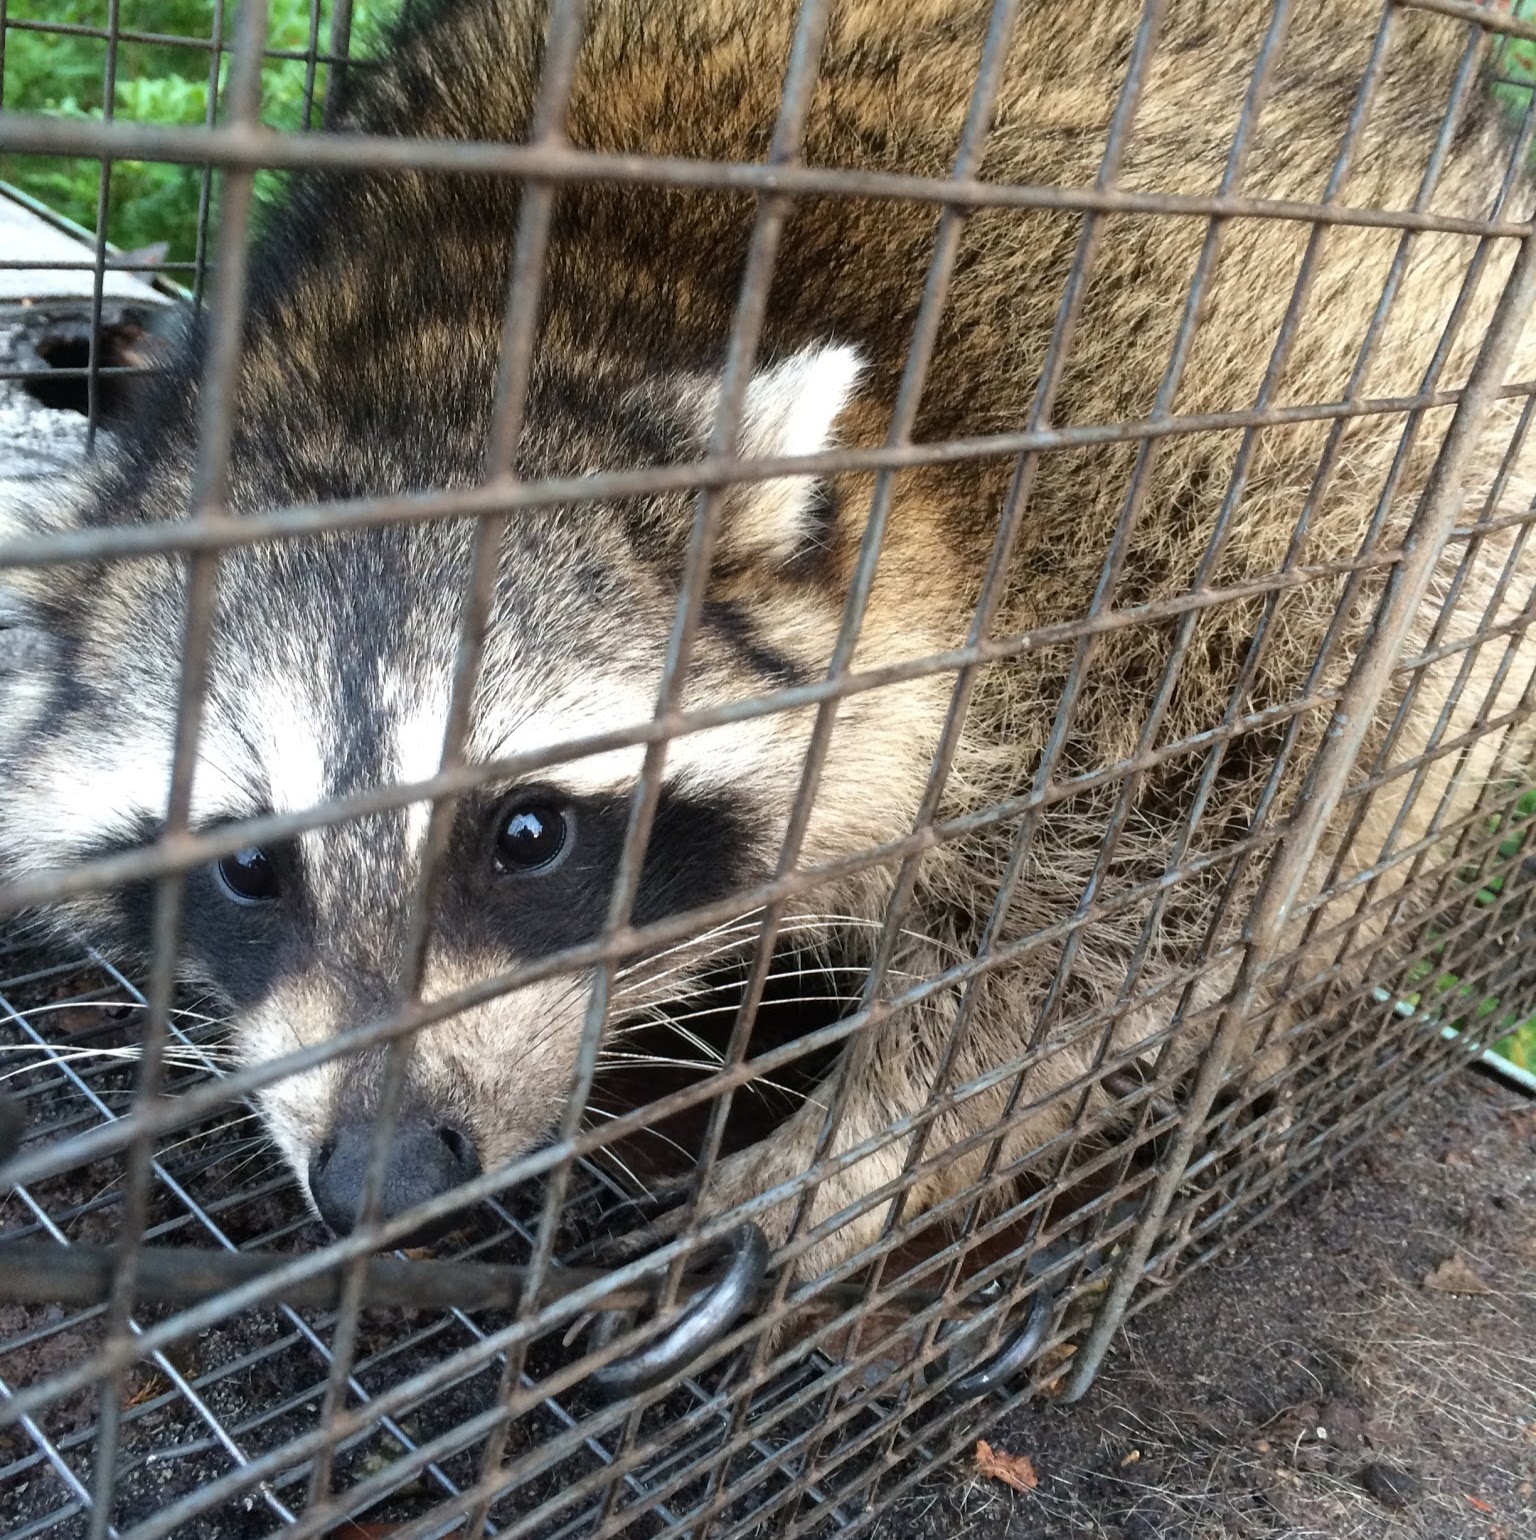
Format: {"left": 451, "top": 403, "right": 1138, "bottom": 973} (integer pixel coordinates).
{"left": 6, "top": 0, "right": 1536, "bottom": 1278}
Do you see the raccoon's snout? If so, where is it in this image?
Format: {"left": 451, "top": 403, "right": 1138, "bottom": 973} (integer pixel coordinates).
{"left": 307, "top": 1118, "right": 482, "bottom": 1244}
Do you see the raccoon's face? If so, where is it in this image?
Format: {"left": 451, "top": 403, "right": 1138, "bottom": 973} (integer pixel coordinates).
{"left": 0, "top": 342, "right": 950, "bottom": 1236}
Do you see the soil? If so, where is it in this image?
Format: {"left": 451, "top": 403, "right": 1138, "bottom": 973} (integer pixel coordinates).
{"left": 877, "top": 1069, "right": 1536, "bottom": 1540}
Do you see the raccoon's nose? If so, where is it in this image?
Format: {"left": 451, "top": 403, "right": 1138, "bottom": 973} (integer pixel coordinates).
{"left": 307, "top": 1118, "right": 481, "bottom": 1243}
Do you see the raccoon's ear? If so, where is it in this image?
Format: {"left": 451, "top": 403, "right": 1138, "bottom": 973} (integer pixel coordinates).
{"left": 707, "top": 343, "right": 865, "bottom": 568}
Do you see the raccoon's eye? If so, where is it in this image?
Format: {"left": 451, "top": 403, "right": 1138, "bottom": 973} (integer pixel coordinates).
{"left": 493, "top": 798, "right": 571, "bottom": 875}
{"left": 216, "top": 846, "right": 280, "bottom": 904}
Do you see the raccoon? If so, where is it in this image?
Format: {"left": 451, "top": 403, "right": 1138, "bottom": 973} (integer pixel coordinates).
{"left": 2, "top": 0, "right": 1535, "bottom": 1282}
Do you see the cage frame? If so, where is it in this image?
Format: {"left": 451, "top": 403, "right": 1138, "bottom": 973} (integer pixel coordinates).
{"left": 3, "top": 0, "right": 1536, "bottom": 1535}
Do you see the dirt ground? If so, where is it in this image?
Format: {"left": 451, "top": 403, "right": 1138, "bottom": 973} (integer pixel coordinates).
{"left": 876, "top": 1069, "right": 1536, "bottom": 1540}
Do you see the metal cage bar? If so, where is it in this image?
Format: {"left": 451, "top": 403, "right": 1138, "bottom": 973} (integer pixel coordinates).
{"left": 4, "top": 1, "right": 1536, "bottom": 1535}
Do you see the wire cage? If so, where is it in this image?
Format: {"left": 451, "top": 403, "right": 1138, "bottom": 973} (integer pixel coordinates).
{"left": 3, "top": 0, "right": 1536, "bottom": 1535}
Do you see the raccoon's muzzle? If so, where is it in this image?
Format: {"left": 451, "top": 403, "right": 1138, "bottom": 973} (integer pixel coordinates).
{"left": 308, "top": 1117, "right": 481, "bottom": 1243}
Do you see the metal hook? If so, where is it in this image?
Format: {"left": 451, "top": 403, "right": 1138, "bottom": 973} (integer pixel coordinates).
{"left": 584, "top": 1221, "right": 769, "bottom": 1400}
{"left": 923, "top": 1273, "right": 1056, "bottom": 1402}
{"left": 919, "top": 1204, "right": 1144, "bottom": 1401}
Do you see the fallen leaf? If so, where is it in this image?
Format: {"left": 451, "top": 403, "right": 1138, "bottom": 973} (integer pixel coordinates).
{"left": 1036, "top": 1342, "right": 1076, "bottom": 1373}
{"left": 48, "top": 1004, "right": 115, "bottom": 1036}
{"left": 1465, "top": 1494, "right": 1494, "bottom": 1514}
{"left": 1038, "top": 1341, "right": 1077, "bottom": 1396}
{"left": 976, "top": 1440, "right": 1038, "bottom": 1493}
{"left": 122, "top": 1371, "right": 167, "bottom": 1411}
{"left": 1423, "top": 1254, "right": 1493, "bottom": 1296}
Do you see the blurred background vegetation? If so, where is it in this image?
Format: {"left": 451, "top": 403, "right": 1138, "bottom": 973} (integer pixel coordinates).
{"left": 1, "top": 1, "right": 386, "bottom": 264}
{"left": 2, "top": 0, "right": 1536, "bottom": 1071}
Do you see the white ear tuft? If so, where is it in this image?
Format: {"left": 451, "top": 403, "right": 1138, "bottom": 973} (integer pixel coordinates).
{"left": 726, "top": 343, "right": 865, "bottom": 567}
{"left": 741, "top": 343, "right": 865, "bottom": 462}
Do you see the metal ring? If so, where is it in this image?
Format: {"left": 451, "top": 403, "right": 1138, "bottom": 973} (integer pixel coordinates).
{"left": 585, "top": 1221, "right": 769, "bottom": 1400}
{"left": 923, "top": 1277, "right": 1055, "bottom": 1402}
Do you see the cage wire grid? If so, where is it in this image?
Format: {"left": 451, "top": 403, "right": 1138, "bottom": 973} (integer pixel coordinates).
{"left": 2, "top": 0, "right": 1536, "bottom": 1534}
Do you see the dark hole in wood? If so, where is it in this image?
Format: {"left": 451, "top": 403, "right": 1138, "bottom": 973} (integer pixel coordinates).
{"left": 20, "top": 313, "right": 153, "bottom": 422}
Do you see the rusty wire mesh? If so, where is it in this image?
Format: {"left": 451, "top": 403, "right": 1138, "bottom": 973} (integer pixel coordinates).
{"left": 3, "top": 0, "right": 1536, "bottom": 1535}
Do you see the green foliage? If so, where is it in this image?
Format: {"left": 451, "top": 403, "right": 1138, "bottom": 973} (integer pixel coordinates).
{"left": 1492, "top": 0, "right": 1536, "bottom": 127}
{"left": 1484, "top": 790, "right": 1536, "bottom": 1071}
{"left": 1393, "top": 783, "right": 1536, "bottom": 1075}
{"left": 1, "top": 1, "right": 387, "bottom": 263}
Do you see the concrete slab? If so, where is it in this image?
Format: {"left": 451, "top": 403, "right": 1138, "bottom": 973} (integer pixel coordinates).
{"left": 0, "top": 193, "right": 171, "bottom": 305}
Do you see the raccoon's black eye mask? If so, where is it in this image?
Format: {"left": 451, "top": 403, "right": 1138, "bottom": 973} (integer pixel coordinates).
{"left": 78, "top": 783, "right": 760, "bottom": 1007}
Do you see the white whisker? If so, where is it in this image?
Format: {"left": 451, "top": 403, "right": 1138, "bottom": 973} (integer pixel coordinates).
{"left": 610, "top": 912, "right": 955, "bottom": 1005}
{"left": 152, "top": 1114, "right": 264, "bottom": 1161}
{"left": 0, "top": 1045, "right": 230, "bottom": 1085}
{"left": 613, "top": 992, "right": 863, "bottom": 1037}
{"left": 583, "top": 1104, "right": 697, "bottom": 1163}
{"left": 217, "top": 1140, "right": 285, "bottom": 1187}
{"left": 597, "top": 1051, "right": 722, "bottom": 1072}
{"left": 583, "top": 1142, "right": 648, "bottom": 1197}
{"left": 0, "top": 998, "right": 236, "bottom": 1032}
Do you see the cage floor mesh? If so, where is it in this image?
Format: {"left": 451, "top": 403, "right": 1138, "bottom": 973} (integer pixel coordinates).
{"left": 2, "top": 908, "right": 1515, "bottom": 1539}
{"left": 0, "top": 935, "right": 936, "bottom": 1538}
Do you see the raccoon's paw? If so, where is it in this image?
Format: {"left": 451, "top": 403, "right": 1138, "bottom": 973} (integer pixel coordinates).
{"left": 569, "top": 1175, "right": 694, "bottom": 1267}
{"left": 576, "top": 1125, "right": 910, "bottom": 1287}
{"left": 685, "top": 1136, "right": 909, "bottom": 1287}
{"left": 577, "top": 1140, "right": 813, "bottom": 1277}
{"left": 576, "top": 1154, "right": 792, "bottom": 1273}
